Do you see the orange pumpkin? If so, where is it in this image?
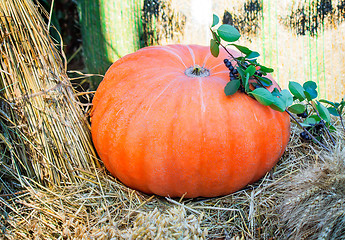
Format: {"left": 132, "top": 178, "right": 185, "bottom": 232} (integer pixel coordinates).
{"left": 91, "top": 44, "right": 290, "bottom": 198}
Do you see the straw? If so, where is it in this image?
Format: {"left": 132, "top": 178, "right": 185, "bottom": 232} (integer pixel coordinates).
{"left": 0, "top": 0, "right": 99, "bottom": 190}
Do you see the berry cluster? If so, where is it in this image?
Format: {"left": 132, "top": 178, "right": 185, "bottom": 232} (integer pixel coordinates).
{"left": 300, "top": 122, "right": 324, "bottom": 141}
{"left": 224, "top": 59, "right": 246, "bottom": 92}
{"left": 223, "top": 59, "right": 238, "bottom": 81}
{"left": 300, "top": 131, "right": 312, "bottom": 141}
{"left": 223, "top": 58, "right": 264, "bottom": 91}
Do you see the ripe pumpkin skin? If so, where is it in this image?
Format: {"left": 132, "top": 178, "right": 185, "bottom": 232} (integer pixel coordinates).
{"left": 91, "top": 44, "right": 290, "bottom": 198}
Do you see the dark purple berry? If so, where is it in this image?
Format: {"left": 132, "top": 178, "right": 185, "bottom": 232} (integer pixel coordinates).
{"left": 229, "top": 65, "right": 234, "bottom": 71}
{"left": 230, "top": 73, "right": 236, "bottom": 80}
{"left": 297, "top": 111, "right": 308, "bottom": 118}
{"left": 300, "top": 131, "right": 312, "bottom": 140}
{"left": 239, "top": 86, "right": 245, "bottom": 92}
{"left": 224, "top": 59, "right": 232, "bottom": 68}
{"left": 255, "top": 71, "right": 263, "bottom": 77}
{"left": 252, "top": 84, "right": 261, "bottom": 89}
{"left": 315, "top": 123, "right": 323, "bottom": 131}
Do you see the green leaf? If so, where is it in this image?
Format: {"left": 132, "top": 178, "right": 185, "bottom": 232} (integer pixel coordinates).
{"left": 310, "top": 115, "right": 322, "bottom": 121}
{"left": 304, "top": 88, "right": 318, "bottom": 101}
{"left": 245, "top": 65, "right": 256, "bottom": 77}
{"left": 339, "top": 101, "right": 345, "bottom": 114}
{"left": 210, "top": 39, "right": 219, "bottom": 57}
{"left": 327, "top": 107, "right": 340, "bottom": 116}
{"left": 248, "top": 59, "right": 258, "bottom": 64}
{"left": 328, "top": 124, "right": 337, "bottom": 132}
{"left": 236, "top": 66, "right": 245, "bottom": 81}
{"left": 246, "top": 51, "right": 260, "bottom": 60}
{"left": 304, "top": 91, "right": 311, "bottom": 101}
{"left": 217, "top": 24, "right": 241, "bottom": 42}
{"left": 316, "top": 101, "right": 331, "bottom": 123}
{"left": 303, "top": 81, "right": 317, "bottom": 90}
{"left": 319, "top": 99, "right": 336, "bottom": 108}
{"left": 303, "top": 115, "right": 321, "bottom": 125}
{"left": 270, "top": 97, "right": 286, "bottom": 112}
{"left": 211, "top": 29, "right": 221, "bottom": 43}
{"left": 280, "top": 89, "right": 294, "bottom": 108}
{"left": 244, "top": 73, "right": 250, "bottom": 92}
{"left": 249, "top": 88, "right": 275, "bottom": 106}
{"left": 288, "top": 104, "right": 306, "bottom": 114}
{"left": 230, "top": 44, "right": 252, "bottom": 55}
{"left": 271, "top": 88, "right": 281, "bottom": 97}
{"left": 236, "top": 56, "right": 246, "bottom": 62}
{"left": 300, "top": 122, "right": 313, "bottom": 127}
{"left": 224, "top": 80, "right": 240, "bottom": 96}
{"left": 256, "top": 76, "right": 272, "bottom": 87}
{"left": 288, "top": 81, "right": 306, "bottom": 101}
{"left": 258, "top": 65, "right": 274, "bottom": 73}
{"left": 303, "top": 81, "right": 318, "bottom": 100}
{"left": 211, "top": 14, "right": 219, "bottom": 27}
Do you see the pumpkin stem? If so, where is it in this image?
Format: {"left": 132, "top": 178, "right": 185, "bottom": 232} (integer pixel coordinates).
{"left": 185, "top": 65, "right": 210, "bottom": 77}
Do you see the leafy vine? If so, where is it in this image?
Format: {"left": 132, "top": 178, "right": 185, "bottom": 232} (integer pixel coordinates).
{"left": 210, "top": 14, "right": 345, "bottom": 152}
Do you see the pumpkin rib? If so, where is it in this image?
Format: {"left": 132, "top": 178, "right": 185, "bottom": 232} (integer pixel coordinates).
{"left": 143, "top": 77, "right": 196, "bottom": 196}
{"left": 94, "top": 70, "right": 174, "bottom": 129}
{"left": 137, "top": 46, "right": 189, "bottom": 71}
{"left": 197, "top": 76, "right": 207, "bottom": 196}
{"left": 144, "top": 45, "right": 189, "bottom": 68}
{"left": 251, "top": 110, "right": 290, "bottom": 183}
{"left": 202, "top": 51, "right": 212, "bottom": 68}
{"left": 158, "top": 93, "right": 182, "bottom": 196}
{"left": 212, "top": 70, "right": 231, "bottom": 75}
{"left": 246, "top": 102, "right": 273, "bottom": 183}
{"left": 209, "top": 75, "right": 229, "bottom": 84}
{"left": 122, "top": 75, "right": 187, "bottom": 195}
{"left": 209, "top": 62, "right": 225, "bottom": 71}
{"left": 200, "top": 81, "right": 231, "bottom": 196}
{"left": 172, "top": 77, "right": 206, "bottom": 196}
{"left": 143, "top": 77, "right": 179, "bottom": 118}
{"left": 189, "top": 45, "right": 214, "bottom": 68}
{"left": 186, "top": 45, "right": 196, "bottom": 65}
{"left": 111, "top": 84, "right": 169, "bottom": 194}
{"left": 205, "top": 49, "right": 238, "bottom": 71}
{"left": 93, "top": 72, "right": 182, "bottom": 186}
{"left": 173, "top": 80, "right": 201, "bottom": 196}
{"left": 198, "top": 77, "right": 206, "bottom": 113}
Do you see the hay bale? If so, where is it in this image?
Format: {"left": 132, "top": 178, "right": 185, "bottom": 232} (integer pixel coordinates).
{"left": 0, "top": 0, "right": 98, "bottom": 189}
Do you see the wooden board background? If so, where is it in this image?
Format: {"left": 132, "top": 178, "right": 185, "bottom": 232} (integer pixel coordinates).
{"left": 153, "top": 0, "right": 345, "bottom": 101}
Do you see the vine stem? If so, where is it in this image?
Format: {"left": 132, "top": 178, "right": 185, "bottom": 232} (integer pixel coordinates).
{"left": 286, "top": 109, "right": 331, "bottom": 152}
{"left": 211, "top": 29, "right": 266, "bottom": 88}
